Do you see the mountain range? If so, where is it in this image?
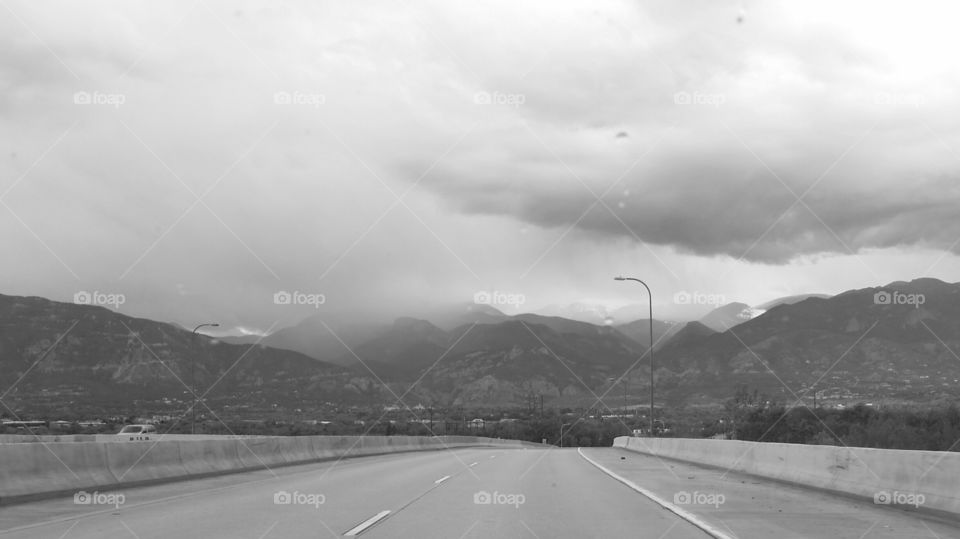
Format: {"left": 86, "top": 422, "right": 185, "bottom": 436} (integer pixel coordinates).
{"left": 2, "top": 281, "right": 957, "bottom": 414}
{"left": 0, "top": 294, "right": 360, "bottom": 416}
{"left": 641, "top": 279, "right": 960, "bottom": 406}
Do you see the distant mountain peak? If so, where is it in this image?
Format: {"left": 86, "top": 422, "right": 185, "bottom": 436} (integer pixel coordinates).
{"left": 535, "top": 302, "right": 610, "bottom": 323}
{"left": 424, "top": 302, "right": 508, "bottom": 330}
{"left": 393, "top": 316, "right": 438, "bottom": 329}
{"left": 660, "top": 320, "right": 717, "bottom": 351}
{"left": 883, "top": 277, "right": 956, "bottom": 290}
{"left": 754, "top": 293, "right": 831, "bottom": 311}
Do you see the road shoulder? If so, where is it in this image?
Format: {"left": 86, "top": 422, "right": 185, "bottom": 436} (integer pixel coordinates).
{"left": 580, "top": 446, "right": 960, "bottom": 539}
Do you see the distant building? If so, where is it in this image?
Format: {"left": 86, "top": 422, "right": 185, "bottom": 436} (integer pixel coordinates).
{"left": 1, "top": 420, "right": 47, "bottom": 429}
{"left": 467, "top": 418, "right": 485, "bottom": 429}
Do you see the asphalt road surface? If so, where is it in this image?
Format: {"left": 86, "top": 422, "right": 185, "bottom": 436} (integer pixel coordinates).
{"left": 1, "top": 447, "right": 957, "bottom": 538}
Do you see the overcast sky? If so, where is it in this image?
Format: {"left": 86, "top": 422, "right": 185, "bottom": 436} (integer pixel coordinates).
{"left": 3, "top": 0, "right": 960, "bottom": 334}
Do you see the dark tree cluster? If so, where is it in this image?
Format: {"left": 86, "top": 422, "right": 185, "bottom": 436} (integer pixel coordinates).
{"left": 735, "top": 403, "right": 960, "bottom": 451}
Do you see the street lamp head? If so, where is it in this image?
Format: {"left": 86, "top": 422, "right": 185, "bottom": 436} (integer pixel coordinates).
{"left": 614, "top": 276, "right": 625, "bottom": 281}
{"left": 193, "top": 322, "right": 220, "bottom": 333}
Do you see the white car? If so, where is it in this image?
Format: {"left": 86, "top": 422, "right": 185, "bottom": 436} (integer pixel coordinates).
{"left": 117, "top": 424, "right": 157, "bottom": 440}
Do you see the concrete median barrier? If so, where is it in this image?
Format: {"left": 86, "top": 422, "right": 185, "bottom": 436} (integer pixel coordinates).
{"left": 614, "top": 436, "right": 960, "bottom": 519}
{"left": 105, "top": 441, "right": 189, "bottom": 486}
{"left": 178, "top": 439, "right": 241, "bottom": 476}
{"left": 0, "top": 435, "right": 540, "bottom": 505}
{"left": 0, "top": 442, "right": 114, "bottom": 502}
{"left": 0, "top": 434, "right": 274, "bottom": 444}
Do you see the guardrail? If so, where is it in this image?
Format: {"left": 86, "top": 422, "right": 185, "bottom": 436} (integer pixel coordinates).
{"left": 0, "top": 435, "right": 541, "bottom": 505}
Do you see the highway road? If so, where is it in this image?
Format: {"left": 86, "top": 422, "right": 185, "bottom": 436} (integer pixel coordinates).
{"left": 1, "top": 446, "right": 958, "bottom": 538}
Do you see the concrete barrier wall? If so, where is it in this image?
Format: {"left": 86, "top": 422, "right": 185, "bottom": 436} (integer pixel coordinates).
{"left": 0, "top": 436, "right": 536, "bottom": 505}
{"left": 0, "top": 434, "right": 538, "bottom": 444}
{"left": 0, "top": 434, "right": 271, "bottom": 444}
{"left": 0, "top": 434, "right": 100, "bottom": 443}
{"left": 614, "top": 437, "right": 960, "bottom": 517}
{"left": 0, "top": 442, "right": 113, "bottom": 500}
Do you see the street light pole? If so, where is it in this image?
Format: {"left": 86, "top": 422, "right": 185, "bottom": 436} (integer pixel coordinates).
{"left": 191, "top": 323, "right": 219, "bottom": 435}
{"left": 621, "top": 379, "right": 626, "bottom": 417}
{"left": 560, "top": 422, "right": 570, "bottom": 448}
{"left": 614, "top": 277, "right": 654, "bottom": 437}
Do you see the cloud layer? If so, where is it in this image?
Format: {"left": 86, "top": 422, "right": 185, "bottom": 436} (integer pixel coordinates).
{"left": 2, "top": 0, "right": 959, "bottom": 330}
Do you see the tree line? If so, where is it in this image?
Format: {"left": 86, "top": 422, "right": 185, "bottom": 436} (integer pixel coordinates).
{"left": 717, "top": 385, "right": 960, "bottom": 451}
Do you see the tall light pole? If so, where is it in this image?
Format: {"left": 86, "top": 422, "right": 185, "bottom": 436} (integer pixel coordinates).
{"left": 622, "top": 379, "right": 627, "bottom": 418}
{"left": 560, "top": 422, "right": 571, "bottom": 448}
{"left": 191, "top": 323, "right": 219, "bottom": 434}
{"left": 614, "top": 277, "right": 654, "bottom": 437}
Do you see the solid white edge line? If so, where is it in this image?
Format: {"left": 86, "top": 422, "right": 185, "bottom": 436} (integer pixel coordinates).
{"left": 344, "top": 510, "right": 391, "bottom": 536}
{"left": 577, "top": 448, "right": 735, "bottom": 539}
{"left": 435, "top": 475, "right": 451, "bottom": 484}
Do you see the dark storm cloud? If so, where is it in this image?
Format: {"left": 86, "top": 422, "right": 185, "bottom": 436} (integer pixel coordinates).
{"left": 415, "top": 130, "right": 960, "bottom": 263}
{"left": 396, "top": 0, "right": 960, "bottom": 264}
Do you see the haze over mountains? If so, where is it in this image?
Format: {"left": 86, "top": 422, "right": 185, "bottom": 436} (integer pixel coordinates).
{"left": 3, "top": 280, "right": 958, "bottom": 414}
{"left": 237, "top": 292, "right": 826, "bottom": 363}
